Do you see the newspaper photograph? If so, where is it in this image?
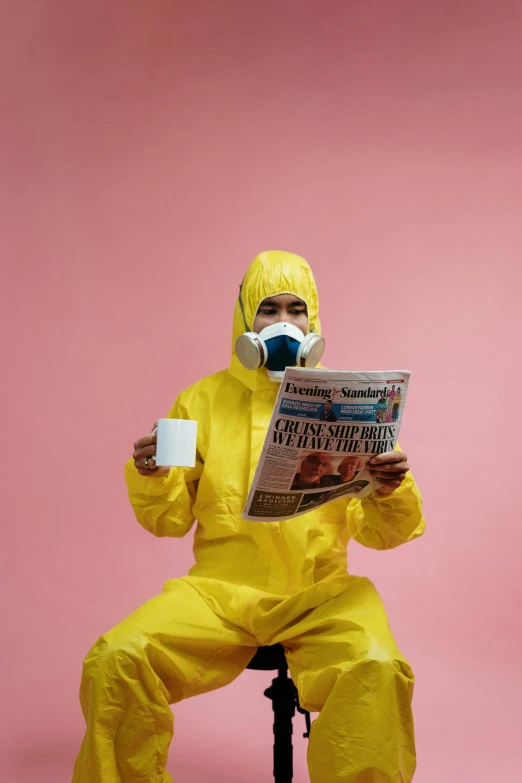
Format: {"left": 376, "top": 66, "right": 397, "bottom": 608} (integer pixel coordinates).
{"left": 243, "top": 368, "right": 411, "bottom": 522}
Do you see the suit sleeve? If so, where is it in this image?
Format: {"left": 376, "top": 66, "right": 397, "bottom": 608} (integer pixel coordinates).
{"left": 124, "top": 394, "right": 203, "bottom": 538}
{"left": 346, "top": 452, "right": 426, "bottom": 550}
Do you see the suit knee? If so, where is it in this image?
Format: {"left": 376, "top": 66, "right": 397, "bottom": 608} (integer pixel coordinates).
{"left": 299, "top": 649, "right": 414, "bottom": 711}
{"left": 353, "top": 648, "right": 413, "bottom": 679}
{"left": 349, "top": 649, "right": 415, "bottom": 704}
{"left": 82, "top": 629, "right": 145, "bottom": 682}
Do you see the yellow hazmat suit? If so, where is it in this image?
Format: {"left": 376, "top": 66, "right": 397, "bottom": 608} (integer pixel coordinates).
{"left": 72, "top": 251, "right": 426, "bottom": 783}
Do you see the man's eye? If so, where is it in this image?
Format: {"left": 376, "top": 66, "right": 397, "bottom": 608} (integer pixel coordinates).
{"left": 291, "top": 309, "right": 306, "bottom": 316}
{"left": 260, "top": 308, "right": 276, "bottom": 315}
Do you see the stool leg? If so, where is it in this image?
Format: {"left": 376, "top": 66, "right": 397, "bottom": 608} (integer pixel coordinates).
{"left": 264, "top": 668, "right": 297, "bottom": 783}
{"left": 296, "top": 703, "right": 312, "bottom": 738}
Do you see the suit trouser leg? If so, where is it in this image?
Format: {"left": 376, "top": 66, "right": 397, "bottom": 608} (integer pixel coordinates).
{"left": 283, "top": 577, "right": 416, "bottom": 783}
{"left": 71, "top": 577, "right": 257, "bottom": 783}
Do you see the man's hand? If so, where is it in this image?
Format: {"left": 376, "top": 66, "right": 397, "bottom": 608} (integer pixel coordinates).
{"left": 133, "top": 421, "right": 170, "bottom": 477}
{"left": 368, "top": 451, "right": 409, "bottom": 496}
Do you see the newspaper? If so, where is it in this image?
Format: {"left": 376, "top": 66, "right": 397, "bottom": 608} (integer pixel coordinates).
{"left": 243, "top": 368, "right": 410, "bottom": 521}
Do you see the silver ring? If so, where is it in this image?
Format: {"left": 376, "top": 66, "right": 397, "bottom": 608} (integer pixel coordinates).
{"left": 145, "top": 457, "right": 150, "bottom": 468}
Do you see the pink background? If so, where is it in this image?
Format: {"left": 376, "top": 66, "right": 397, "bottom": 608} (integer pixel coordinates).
{"left": 2, "top": 1, "right": 521, "bottom": 781}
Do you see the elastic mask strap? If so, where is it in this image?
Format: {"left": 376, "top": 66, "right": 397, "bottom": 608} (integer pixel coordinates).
{"left": 238, "top": 284, "right": 250, "bottom": 331}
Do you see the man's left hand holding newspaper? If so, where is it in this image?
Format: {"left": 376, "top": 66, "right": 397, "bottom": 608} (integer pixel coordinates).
{"left": 369, "top": 451, "right": 410, "bottom": 495}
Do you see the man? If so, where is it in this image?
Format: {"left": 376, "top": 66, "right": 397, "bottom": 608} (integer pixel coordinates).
{"left": 291, "top": 452, "right": 333, "bottom": 489}
{"left": 72, "top": 250, "right": 425, "bottom": 783}
{"left": 375, "top": 395, "right": 388, "bottom": 423}
{"left": 319, "top": 399, "right": 337, "bottom": 421}
{"left": 393, "top": 387, "right": 402, "bottom": 421}
{"left": 322, "top": 455, "right": 362, "bottom": 486}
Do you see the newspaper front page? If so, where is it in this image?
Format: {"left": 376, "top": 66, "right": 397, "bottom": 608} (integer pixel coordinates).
{"left": 243, "top": 368, "right": 410, "bottom": 522}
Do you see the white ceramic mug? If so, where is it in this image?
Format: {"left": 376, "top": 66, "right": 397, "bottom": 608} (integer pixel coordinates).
{"left": 154, "top": 419, "right": 198, "bottom": 467}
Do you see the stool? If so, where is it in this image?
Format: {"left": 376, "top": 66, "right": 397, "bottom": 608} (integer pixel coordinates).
{"left": 247, "top": 644, "right": 311, "bottom": 783}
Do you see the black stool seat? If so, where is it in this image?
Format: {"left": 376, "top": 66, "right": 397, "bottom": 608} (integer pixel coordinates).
{"left": 247, "top": 643, "right": 288, "bottom": 671}
{"left": 246, "top": 644, "right": 310, "bottom": 783}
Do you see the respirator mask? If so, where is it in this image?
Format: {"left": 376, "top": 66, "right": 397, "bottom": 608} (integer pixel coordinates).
{"left": 235, "top": 321, "right": 325, "bottom": 381}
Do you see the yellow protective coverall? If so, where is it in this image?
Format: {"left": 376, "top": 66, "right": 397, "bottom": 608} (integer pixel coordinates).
{"left": 72, "top": 251, "right": 426, "bottom": 783}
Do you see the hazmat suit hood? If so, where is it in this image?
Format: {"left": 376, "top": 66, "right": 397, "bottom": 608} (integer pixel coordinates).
{"left": 229, "top": 250, "right": 322, "bottom": 391}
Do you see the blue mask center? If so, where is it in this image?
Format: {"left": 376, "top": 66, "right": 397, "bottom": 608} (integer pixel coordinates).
{"left": 264, "top": 335, "right": 301, "bottom": 371}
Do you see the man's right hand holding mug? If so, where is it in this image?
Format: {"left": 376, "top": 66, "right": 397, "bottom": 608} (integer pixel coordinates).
{"left": 133, "top": 421, "right": 170, "bottom": 477}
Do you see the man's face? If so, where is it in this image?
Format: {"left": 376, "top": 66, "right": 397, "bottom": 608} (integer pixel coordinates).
{"left": 325, "top": 401, "right": 332, "bottom": 410}
{"left": 253, "top": 294, "right": 309, "bottom": 335}
{"left": 338, "top": 458, "right": 360, "bottom": 483}
{"left": 300, "top": 453, "right": 332, "bottom": 484}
